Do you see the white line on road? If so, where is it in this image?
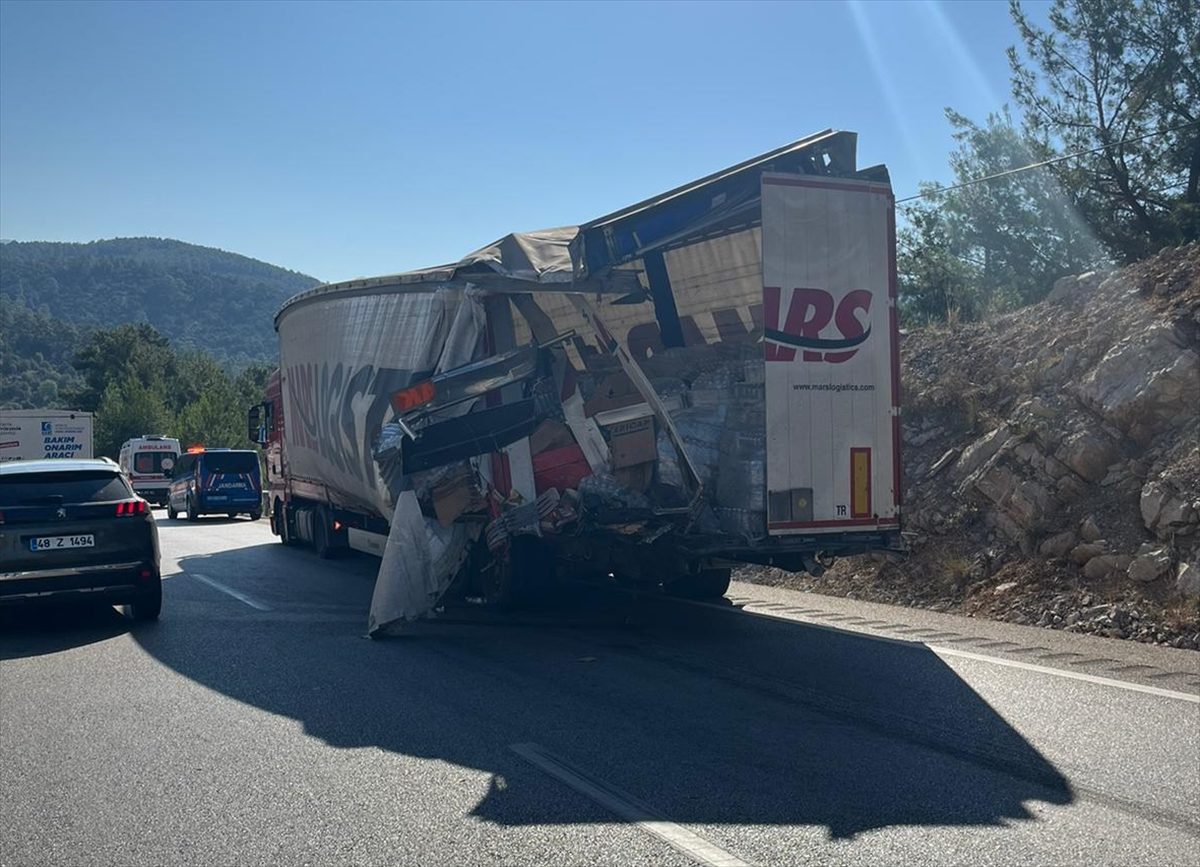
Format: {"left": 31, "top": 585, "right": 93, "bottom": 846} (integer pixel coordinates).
{"left": 188, "top": 572, "right": 272, "bottom": 611}
{"left": 928, "top": 645, "right": 1200, "bottom": 704}
{"left": 727, "top": 600, "right": 1199, "bottom": 705}
{"left": 510, "top": 742, "right": 753, "bottom": 867}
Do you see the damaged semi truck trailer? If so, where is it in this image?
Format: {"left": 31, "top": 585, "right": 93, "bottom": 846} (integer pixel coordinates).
{"left": 249, "top": 129, "right": 904, "bottom": 634}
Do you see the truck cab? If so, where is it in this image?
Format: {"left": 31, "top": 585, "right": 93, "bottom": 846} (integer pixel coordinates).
{"left": 118, "top": 435, "right": 181, "bottom": 506}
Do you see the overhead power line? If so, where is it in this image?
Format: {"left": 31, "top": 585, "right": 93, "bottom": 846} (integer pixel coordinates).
{"left": 896, "top": 120, "right": 1200, "bottom": 204}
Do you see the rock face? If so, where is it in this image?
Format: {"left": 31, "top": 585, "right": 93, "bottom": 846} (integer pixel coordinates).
{"left": 1141, "top": 480, "right": 1198, "bottom": 539}
{"left": 1178, "top": 561, "right": 1200, "bottom": 598}
{"left": 1078, "top": 325, "right": 1200, "bottom": 438}
{"left": 1056, "top": 430, "right": 1119, "bottom": 483}
{"left": 887, "top": 242, "right": 1200, "bottom": 643}
{"left": 1127, "top": 545, "right": 1172, "bottom": 583}
{"left": 1039, "top": 531, "right": 1077, "bottom": 559}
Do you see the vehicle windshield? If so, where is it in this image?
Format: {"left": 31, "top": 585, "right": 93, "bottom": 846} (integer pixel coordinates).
{"left": 133, "top": 451, "right": 176, "bottom": 474}
{"left": 202, "top": 452, "right": 258, "bottom": 474}
{"left": 0, "top": 471, "right": 132, "bottom": 506}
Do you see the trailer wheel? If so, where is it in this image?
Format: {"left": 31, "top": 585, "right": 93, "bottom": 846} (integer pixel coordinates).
{"left": 667, "top": 568, "right": 731, "bottom": 601}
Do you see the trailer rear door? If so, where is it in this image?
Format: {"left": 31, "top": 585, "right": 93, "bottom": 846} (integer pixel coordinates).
{"left": 761, "top": 173, "right": 900, "bottom": 536}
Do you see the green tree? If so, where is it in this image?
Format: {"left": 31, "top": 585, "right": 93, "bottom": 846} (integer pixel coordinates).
{"left": 169, "top": 351, "right": 229, "bottom": 415}
{"left": 69, "top": 323, "right": 176, "bottom": 411}
{"left": 1008, "top": 0, "right": 1199, "bottom": 259}
{"left": 36, "top": 380, "right": 59, "bottom": 405}
{"left": 176, "top": 380, "right": 248, "bottom": 450}
{"left": 93, "top": 374, "right": 176, "bottom": 459}
{"left": 899, "top": 111, "right": 1106, "bottom": 320}
{"left": 898, "top": 203, "right": 982, "bottom": 324}
{"left": 234, "top": 362, "right": 274, "bottom": 408}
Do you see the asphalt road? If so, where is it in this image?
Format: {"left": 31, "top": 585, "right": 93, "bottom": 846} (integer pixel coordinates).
{"left": 2, "top": 514, "right": 1198, "bottom": 866}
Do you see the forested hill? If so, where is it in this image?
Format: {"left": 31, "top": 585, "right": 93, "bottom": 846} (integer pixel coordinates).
{"left": 0, "top": 237, "right": 320, "bottom": 365}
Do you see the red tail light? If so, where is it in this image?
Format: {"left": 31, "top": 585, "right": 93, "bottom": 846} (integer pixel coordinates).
{"left": 116, "top": 500, "right": 149, "bottom": 516}
{"left": 390, "top": 380, "right": 436, "bottom": 412}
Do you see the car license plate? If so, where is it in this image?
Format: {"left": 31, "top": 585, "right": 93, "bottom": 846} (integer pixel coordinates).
{"left": 29, "top": 534, "right": 95, "bottom": 552}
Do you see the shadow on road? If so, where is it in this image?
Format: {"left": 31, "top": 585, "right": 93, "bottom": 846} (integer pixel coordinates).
{"left": 0, "top": 604, "right": 134, "bottom": 660}
{"left": 128, "top": 543, "right": 1073, "bottom": 840}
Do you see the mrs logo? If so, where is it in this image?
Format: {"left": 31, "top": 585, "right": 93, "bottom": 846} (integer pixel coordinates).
{"left": 763, "top": 286, "right": 873, "bottom": 363}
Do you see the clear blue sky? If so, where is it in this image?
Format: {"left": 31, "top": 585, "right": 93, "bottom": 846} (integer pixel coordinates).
{"left": 0, "top": 0, "right": 1049, "bottom": 283}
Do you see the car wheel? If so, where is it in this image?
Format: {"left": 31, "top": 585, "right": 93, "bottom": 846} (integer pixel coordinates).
{"left": 249, "top": 509, "right": 262, "bottom": 522}
{"left": 187, "top": 497, "right": 199, "bottom": 522}
{"left": 127, "top": 581, "right": 162, "bottom": 622}
{"left": 227, "top": 511, "right": 238, "bottom": 519}
{"left": 166, "top": 503, "right": 178, "bottom": 520}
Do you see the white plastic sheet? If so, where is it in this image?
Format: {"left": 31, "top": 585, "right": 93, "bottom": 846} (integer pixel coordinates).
{"left": 367, "top": 492, "right": 472, "bottom": 635}
{"left": 365, "top": 290, "right": 486, "bottom": 635}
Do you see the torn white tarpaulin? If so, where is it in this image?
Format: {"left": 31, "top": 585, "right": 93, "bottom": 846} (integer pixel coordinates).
{"left": 366, "top": 289, "right": 487, "bottom": 635}
{"left": 367, "top": 492, "right": 473, "bottom": 636}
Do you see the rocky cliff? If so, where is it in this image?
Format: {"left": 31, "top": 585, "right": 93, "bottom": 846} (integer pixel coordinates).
{"left": 743, "top": 243, "right": 1200, "bottom": 648}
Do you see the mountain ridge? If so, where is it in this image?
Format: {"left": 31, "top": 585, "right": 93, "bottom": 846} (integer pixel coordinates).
{"left": 0, "top": 236, "right": 321, "bottom": 409}
{"left": 0, "top": 236, "right": 321, "bottom": 366}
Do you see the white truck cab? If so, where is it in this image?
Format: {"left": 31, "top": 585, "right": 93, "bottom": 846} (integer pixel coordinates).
{"left": 118, "top": 435, "right": 181, "bottom": 506}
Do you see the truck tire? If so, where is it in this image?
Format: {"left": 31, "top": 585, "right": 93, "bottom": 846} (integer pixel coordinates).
{"left": 313, "top": 507, "right": 335, "bottom": 559}
{"left": 667, "top": 568, "right": 732, "bottom": 601}
{"left": 274, "top": 501, "right": 297, "bottom": 545}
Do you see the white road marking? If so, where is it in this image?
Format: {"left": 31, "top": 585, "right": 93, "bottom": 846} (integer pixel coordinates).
{"left": 928, "top": 645, "right": 1200, "bottom": 704}
{"left": 729, "top": 600, "right": 1199, "bottom": 704}
{"left": 510, "top": 742, "right": 753, "bottom": 867}
{"left": 188, "top": 572, "right": 272, "bottom": 611}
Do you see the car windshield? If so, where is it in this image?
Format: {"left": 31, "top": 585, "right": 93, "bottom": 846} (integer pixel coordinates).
{"left": 202, "top": 452, "right": 257, "bottom": 474}
{"left": 0, "top": 470, "right": 132, "bottom": 506}
{"left": 133, "top": 451, "right": 175, "bottom": 474}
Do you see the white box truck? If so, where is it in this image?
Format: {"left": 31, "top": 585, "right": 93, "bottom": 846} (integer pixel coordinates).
{"left": 0, "top": 409, "right": 94, "bottom": 463}
{"left": 250, "top": 130, "right": 903, "bottom": 633}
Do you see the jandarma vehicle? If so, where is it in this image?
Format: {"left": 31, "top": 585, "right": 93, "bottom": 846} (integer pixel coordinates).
{"left": 0, "top": 458, "right": 162, "bottom": 620}
{"left": 166, "top": 448, "right": 262, "bottom": 522}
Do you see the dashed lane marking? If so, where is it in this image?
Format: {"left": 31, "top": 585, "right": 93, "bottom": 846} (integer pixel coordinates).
{"left": 188, "top": 572, "right": 272, "bottom": 611}
{"left": 510, "top": 742, "right": 753, "bottom": 867}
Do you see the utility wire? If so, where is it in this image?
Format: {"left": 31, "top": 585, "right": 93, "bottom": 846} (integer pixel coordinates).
{"left": 896, "top": 120, "right": 1199, "bottom": 204}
